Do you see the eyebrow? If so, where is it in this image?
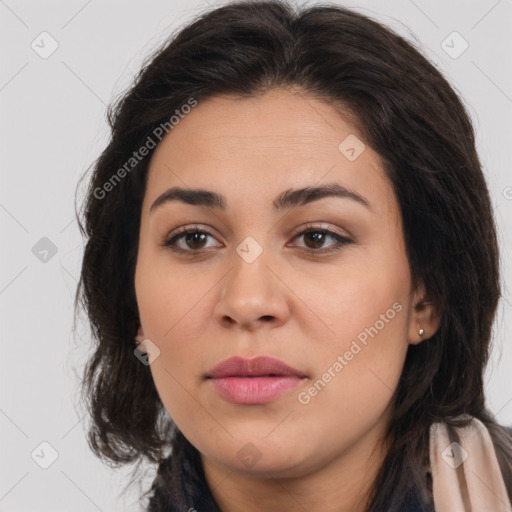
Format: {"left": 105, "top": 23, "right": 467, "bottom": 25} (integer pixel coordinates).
{"left": 149, "top": 182, "right": 372, "bottom": 214}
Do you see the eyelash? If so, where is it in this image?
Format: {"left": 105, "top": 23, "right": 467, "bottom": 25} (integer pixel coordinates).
{"left": 162, "top": 223, "right": 353, "bottom": 258}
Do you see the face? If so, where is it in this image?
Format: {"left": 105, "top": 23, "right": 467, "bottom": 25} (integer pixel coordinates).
{"left": 134, "top": 87, "right": 435, "bottom": 480}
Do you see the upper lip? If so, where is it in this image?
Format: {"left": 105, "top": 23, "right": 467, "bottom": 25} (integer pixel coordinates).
{"left": 206, "top": 356, "right": 306, "bottom": 379}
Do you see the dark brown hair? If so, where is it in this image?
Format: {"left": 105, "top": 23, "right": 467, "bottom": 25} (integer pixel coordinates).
{"left": 74, "top": 1, "right": 512, "bottom": 510}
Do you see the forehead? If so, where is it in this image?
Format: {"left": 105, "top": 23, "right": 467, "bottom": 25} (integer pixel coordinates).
{"left": 143, "top": 88, "right": 396, "bottom": 219}
{"left": 152, "top": 89, "right": 359, "bottom": 158}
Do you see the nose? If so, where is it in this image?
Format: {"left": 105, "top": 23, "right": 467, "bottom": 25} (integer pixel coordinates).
{"left": 214, "top": 246, "right": 290, "bottom": 332}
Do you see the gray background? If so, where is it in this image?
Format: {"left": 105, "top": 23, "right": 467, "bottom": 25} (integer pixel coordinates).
{"left": 1, "top": 0, "right": 511, "bottom": 510}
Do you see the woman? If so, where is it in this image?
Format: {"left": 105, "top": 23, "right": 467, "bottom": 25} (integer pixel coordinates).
{"left": 75, "top": 1, "right": 512, "bottom": 510}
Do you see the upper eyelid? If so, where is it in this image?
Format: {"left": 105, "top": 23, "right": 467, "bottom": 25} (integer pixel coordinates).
{"left": 166, "top": 222, "right": 348, "bottom": 238}
{"left": 165, "top": 223, "right": 351, "bottom": 247}
{"left": 167, "top": 224, "right": 222, "bottom": 242}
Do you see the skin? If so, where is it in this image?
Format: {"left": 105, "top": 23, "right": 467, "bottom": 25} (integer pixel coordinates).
{"left": 134, "top": 87, "right": 440, "bottom": 512}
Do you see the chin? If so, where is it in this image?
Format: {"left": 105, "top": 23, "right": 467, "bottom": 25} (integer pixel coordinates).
{"left": 201, "top": 436, "right": 318, "bottom": 478}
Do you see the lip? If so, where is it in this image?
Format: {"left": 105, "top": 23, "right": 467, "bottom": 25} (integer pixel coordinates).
{"left": 205, "top": 356, "right": 307, "bottom": 405}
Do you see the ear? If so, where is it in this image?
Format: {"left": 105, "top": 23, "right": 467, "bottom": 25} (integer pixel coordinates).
{"left": 135, "top": 326, "right": 145, "bottom": 343}
{"left": 408, "top": 281, "right": 441, "bottom": 345}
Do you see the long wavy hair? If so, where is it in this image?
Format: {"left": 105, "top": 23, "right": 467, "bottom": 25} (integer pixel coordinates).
{"left": 74, "top": 1, "right": 512, "bottom": 510}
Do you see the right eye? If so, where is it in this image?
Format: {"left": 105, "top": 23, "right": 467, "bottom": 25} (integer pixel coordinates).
{"left": 162, "top": 225, "right": 223, "bottom": 256}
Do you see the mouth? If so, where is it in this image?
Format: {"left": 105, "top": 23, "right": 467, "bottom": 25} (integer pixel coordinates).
{"left": 205, "top": 356, "right": 307, "bottom": 405}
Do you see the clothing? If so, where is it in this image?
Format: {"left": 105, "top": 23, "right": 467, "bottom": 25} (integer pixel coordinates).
{"left": 148, "top": 418, "right": 512, "bottom": 512}
{"left": 429, "top": 416, "right": 512, "bottom": 512}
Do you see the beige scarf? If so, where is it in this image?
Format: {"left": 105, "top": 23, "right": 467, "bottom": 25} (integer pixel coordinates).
{"left": 429, "top": 414, "right": 512, "bottom": 511}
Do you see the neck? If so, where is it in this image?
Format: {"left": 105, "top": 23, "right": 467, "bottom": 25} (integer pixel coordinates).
{"left": 201, "top": 423, "right": 391, "bottom": 512}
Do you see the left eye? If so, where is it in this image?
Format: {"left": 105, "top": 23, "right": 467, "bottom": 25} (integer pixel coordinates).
{"left": 162, "top": 225, "right": 352, "bottom": 256}
{"left": 292, "top": 228, "right": 352, "bottom": 253}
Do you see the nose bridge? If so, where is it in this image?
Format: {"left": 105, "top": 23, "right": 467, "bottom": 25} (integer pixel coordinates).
{"left": 224, "top": 234, "right": 273, "bottom": 300}
{"left": 215, "top": 233, "right": 289, "bottom": 328}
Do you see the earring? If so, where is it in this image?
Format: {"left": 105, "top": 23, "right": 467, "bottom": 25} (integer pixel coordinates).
{"left": 135, "top": 326, "right": 145, "bottom": 343}
{"left": 418, "top": 328, "right": 425, "bottom": 336}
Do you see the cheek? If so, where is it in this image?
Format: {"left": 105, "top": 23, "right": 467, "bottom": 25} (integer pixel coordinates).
{"left": 135, "top": 245, "right": 205, "bottom": 338}
{"left": 301, "top": 245, "right": 410, "bottom": 416}
{"left": 134, "top": 249, "right": 213, "bottom": 413}
{"left": 304, "top": 295, "right": 408, "bottom": 404}
{"left": 294, "top": 307, "right": 409, "bottom": 457}
{"left": 318, "top": 258, "right": 408, "bottom": 346}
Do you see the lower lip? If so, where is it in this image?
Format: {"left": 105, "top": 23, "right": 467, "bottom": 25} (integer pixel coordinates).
{"left": 208, "top": 376, "right": 304, "bottom": 405}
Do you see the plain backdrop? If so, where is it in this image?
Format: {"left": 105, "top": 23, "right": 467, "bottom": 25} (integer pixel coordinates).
{"left": 1, "top": 0, "right": 511, "bottom": 510}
